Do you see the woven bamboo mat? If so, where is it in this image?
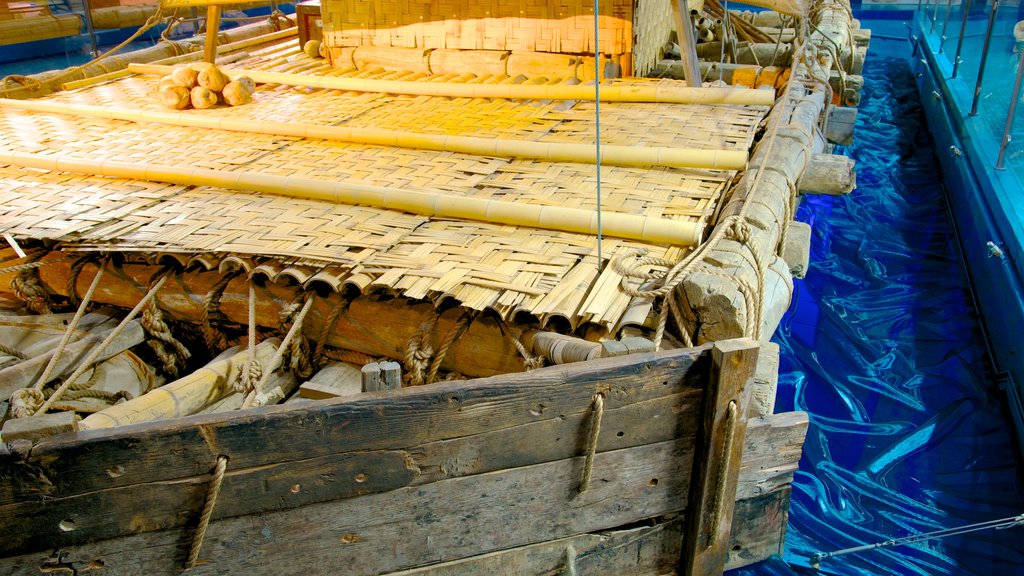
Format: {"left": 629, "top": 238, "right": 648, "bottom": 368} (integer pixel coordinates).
{"left": 0, "top": 37, "right": 767, "bottom": 331}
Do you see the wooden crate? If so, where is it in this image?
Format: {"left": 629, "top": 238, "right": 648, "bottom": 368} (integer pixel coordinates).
{"left": 296, "top": 0, "right": 322, "bottom": 48}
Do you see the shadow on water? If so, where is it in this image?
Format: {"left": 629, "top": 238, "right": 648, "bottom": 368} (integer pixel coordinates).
{"left": 729, "top": 53, "right": 1024, "bottom": 576}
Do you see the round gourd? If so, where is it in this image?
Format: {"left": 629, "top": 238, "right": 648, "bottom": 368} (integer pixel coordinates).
{"left": 303, "top": 40, "right": 321, "bottom": 58}
{"left": 234, "top": 76, "right": 256, "bottom": 94}
{"left": 158, "top": 84, "right": 191, "bottom": 110}
{"left": 190, "top": 86, "right": 218, "bottom": 109}
{"left": 170, "top": 66, "right": 199, "bottom": 89}
{"left": 197, "top": 66, "right": 230, "bottom": 92}
{"left": 157, "top": 76, "right": 180, "bottom": 91}
{"left": 222, "top": 80, "right": 253, "bottom": 106}
{"left": 188, "top": 61, "right": 214, "bottom": 74}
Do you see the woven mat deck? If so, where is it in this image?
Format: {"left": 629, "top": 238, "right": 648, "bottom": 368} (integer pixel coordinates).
{"left": 0, "top": 37, "right": 769, "bottom": 331}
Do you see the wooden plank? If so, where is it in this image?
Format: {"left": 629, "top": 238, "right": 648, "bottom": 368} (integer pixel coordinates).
{"left": 0, "top": 347, "right": 709, "bottom": 506}
{"left": 680, "top": 339, "right": 757, "bottom": 576}
{"left": 1, "top": 411, "right": 78, "bottom": 443}
{"left": 0, "top": 436, "right": 768, "bottom": 575}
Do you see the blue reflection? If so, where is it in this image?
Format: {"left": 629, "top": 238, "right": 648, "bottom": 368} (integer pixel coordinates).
{"left": 730, "top": 49, "right": 1024, "bottom": 576}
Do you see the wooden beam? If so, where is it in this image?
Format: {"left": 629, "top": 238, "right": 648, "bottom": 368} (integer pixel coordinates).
{"left": 679, "top": 339, "right": 756, "bottom": 575}
{"left": 203, "top": 5, "right": 222, "bottom": 63}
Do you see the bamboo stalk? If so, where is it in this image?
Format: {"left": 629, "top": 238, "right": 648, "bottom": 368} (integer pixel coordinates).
{"left": 127, "top": 63, "right": 776, "bottom": 106}
{"left": 0, "top": 99, "right": 748, "bottom": 172}
{"left": 0, "top": 150, "right": 706, "bottom": 246}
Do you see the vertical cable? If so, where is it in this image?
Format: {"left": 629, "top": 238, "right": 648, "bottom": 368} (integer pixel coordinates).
{"left": 593, "top": 0, "right": 604, "bottom": 270}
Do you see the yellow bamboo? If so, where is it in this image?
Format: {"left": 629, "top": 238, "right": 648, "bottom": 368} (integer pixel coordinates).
{"left": 79, "top": 341, "right": 279, "bottom": 430}
{"left": 0, "top": 98, "right": 747, "bottom": 171}
{"left": 60, "top": 27, "right": 298, "bottom": 91}
{"left": 0, "top": 150, "right": 705, "bottom": 246}
{"left": 127, "top": 63, "right": 776, "bottom": 106}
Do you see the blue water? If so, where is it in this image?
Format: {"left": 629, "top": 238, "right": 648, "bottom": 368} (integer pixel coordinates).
{"left": 730, "top": 40, "right": 1024, "bottom": 576}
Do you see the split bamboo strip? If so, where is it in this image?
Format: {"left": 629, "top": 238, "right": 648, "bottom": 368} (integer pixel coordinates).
{"left": 0, "top": 151, "right": 704, "bottom": 246}
{"left": 0, "top": 99, "right": 747, "bottom": 171}
{"left": 60, "top": 27, "right": 298, "bottom": 91}
{"left": 127, "top": 63, "right": 776, "bottom": 106}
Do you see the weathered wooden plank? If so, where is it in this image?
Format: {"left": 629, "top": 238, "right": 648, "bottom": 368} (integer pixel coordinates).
{"left": 1, "top": 411, "right": 78, "bottom": 442}
{"left": 0, "top": 347, "right": 709, "bottom": 506}
{"left": 0, "top": 437, "right": 739, "bottom": 575}
{"left": 680, "top": 339, "right": 756, "bottom": 576}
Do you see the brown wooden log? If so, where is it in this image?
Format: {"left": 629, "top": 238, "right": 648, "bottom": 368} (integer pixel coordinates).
{"left": 0, "top": 255, "right": 596, "bottom": 379}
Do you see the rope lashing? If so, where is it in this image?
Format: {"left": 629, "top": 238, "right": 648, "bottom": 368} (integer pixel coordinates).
{"left": 404, "top": 309, "right": 440, "bottom": 387}
{"left": 141, "top": 269, "right": 191, "bottom": 378}
{"left": 0, "top": 254, "right": 71, "bottom": 275}
{"left": 11, "top": 266, "right": 51, "bottom": 315}
{"left": 200, "top": 270, "right": 241, "bottom": 353}
{"left": 241, "top": 293, "right": 314, "bottom": 409}
{"left": 10, "top": 260, "right": 107, "bottom": 418}
{"left": 493, "top": 315, "right": 544, "bottom": 371}
{"left": 185, "top": 455, "right": 229, "bottom": 570}
{"left": 426, "top": 310, "right": 475, "bottom": 384}
{"left": 66, "top": 255, "right": 100, "bottom": 308}
{"left": 707, "top": 400, "right": 738, "bottom": 548}
{"left": 279, "top": 293, "right": 314, "bottom": 380}
{"left": 34, "top": 273, "right": 170, "bottom": 416}
{"left": 321, "top": 347, "right": 379, "bottom": 367}
{"left": 577, "top": 393, "right": 605, "bottom": 494}
{"left": 313, "top": 295, "right": 350, "bottom": 370}
{"left": 233, "top": 280, "right": 262, "bottom": 396}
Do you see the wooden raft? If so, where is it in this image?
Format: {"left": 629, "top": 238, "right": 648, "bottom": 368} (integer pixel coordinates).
{"left": 0, "top": 339, "right": 807, "bottom": 575}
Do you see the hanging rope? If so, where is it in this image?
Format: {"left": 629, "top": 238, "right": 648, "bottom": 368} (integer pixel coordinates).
{"left": 426, "top": 310, "right": 475, "bottom": 384}
{"left": 141, "top": 269, "right": 191, "bottom": 378}
{"left": 241, "top": 293, "right": 314, "bottom": 409}
{"left": 313, "top": 295, "right": 350, "bottom": 370}
{"left": 199, "top": 270, "right": 241, "bottom": 354}
{"left": 33, "top": 273, "right": 170, "bottom": 416}
{"left": 577, "top": 393, "right": 605, "bottom": 494}
{"left": 279, "top": 292, "right": 314, "bottom": 380}
{"left": 810, "top": 513, "right": 1024, "bottom": 569}
{"left": 233, "top": 280, "right": 262, "bottom": 397}
{"left": 403, "top": 308, "right": 440, "bottom": 387}
{"left": 707, "top": 400, "right": 738, "bottom": 547}
{"left": 185, "top": 455, "right": 229, "bottom": 570}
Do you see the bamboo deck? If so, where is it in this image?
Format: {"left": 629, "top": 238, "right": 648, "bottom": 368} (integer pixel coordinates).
{"left": 0, "top": 35, "right": 769, "bottom": 333}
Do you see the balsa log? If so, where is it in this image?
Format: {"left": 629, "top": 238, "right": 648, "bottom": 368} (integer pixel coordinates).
{"left": 0, "top": 151, "right": 706, "bottom": 246}
{"left": 797, "top": 153, "right": 856, "bottom": 196}
{"left": 127, "top": 63, "right": 777, "bottom": 106}
{"left": 0, "top": 256, "right": 598, "bottom": 379}
{"left": 0, "top": 99, "right": 748, "bottom": 172}
{"left": 79, "top": 341, "right": 279, "bottom": 430}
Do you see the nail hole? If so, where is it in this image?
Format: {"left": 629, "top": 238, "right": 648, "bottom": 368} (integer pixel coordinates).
{"left": 616, "top": 431, "right": 624, "bottom": 437}
{"left": 354, "top": 473, "right": 367, "bottom": 483}
{"left": 59, "top": 519, "right": 76, "bottom": 532}
{"left": 107, "top": 465, "right": 124, "bottom": 478}
{"left": 649, "top": 478, "right": 659, "bottom": 487}
{"left": 290, "top": 484, "right": 301, "bottom": 494}
{"left": 732, "top": 545, "right": 742, "bottom": 551}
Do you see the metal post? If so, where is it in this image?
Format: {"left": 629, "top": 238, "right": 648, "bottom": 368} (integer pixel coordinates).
{"left": 80, "top": 0, "right": 98, "bottom": 58}
{"left": 970, "top": 0, "right": 1000, "bottom": 116}
{"left": 931, "top": 0, "right": 941, "bottom": 33}
{"left": 951, "top": 0, "right": 973, "bottom": 78}
{"left": 940, "top": 0, "right": 955, "bottom": 51}
{"left": 996, "top": 45, "right": 1024, "bottom": 169}
{"left": 672, "top": 0, "right": 702, "bottom": 87}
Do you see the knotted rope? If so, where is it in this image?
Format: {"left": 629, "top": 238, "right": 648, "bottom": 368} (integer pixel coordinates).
{"left": 426, "top": 310, "right": 475, "bottom": 384}
{"left": 577, "top": 393, "right": 605, "bottom": 494}
{"left": 199, "top": 270, "right": 240, "bottom": 354}
{"left": 10, "top": 259, "right": 107, "bottom": 418}
{"left": 494, "top": 315, "right": 544, "bottom": 371}
{"left": 33, "top": 273, "right": 169, "bottom": 416}
{"left": 241, "top": 292, "right": 314, "bottom": 409}
{"left": 142, "top": 269, "right": 191, "bottom": 378}
{"left": 11, "top": 267, "right": 51, "bottom": 315}
{"left": 404, "top": 309, "right": 440, "bottom": 387}
{"left": 185, "top": 455, "right": 228, "bottom": 570}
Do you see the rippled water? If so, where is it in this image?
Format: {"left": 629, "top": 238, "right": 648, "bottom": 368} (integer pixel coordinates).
{"left": 729, "top": 52, "right": 1024, "bottom": 575}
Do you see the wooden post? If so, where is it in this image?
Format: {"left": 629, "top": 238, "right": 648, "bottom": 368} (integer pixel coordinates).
{"left": 203, "top": 5, "right": 222, "bottom": 63}
{"left": 679, "top": 339, "right": 756, "bottom": 576}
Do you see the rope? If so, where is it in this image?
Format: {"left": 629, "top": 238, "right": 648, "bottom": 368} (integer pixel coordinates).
{"left": 494, "top": 315, "right": 544, "bottom": 371}
{"left": 34, "top": 273, "right": 170, "bottom": 416}
{"left": 0, "top": 255, "right": 71, "bottom": 275}
{"left": 233, "top": 281, "right": 262, "bottom": 395}
{"left": 199, "top": 270, "right": 240, "bottom": 354}
{"left": 141, "top": 269, "right": 191, "bottom": 378}
{"left": 66, "top": 255, "right": 98, "bottom": 308}
{"left": 11, "top": 267, "right": 51, "bottom": 315}
{"left": 280, "top": 293, "right": 314, "bottom": 380}
{"left": 577, "top": 393, "right": 605, "bottom": 494}
{"left": 185, "top": 455, "right": 228, "bottom": 570}
{"left": 563, "top": 545, "right": 579, "bottom": 576}
{"left": 313, "top": 295, "right": 349, "bottom": 370}
{"left": 241, "top": 294, "right": 314, "bottom": 409}
{"left": 62, "top": 388, "right": 132, "bottom": 402}
{"left": 403, "top": 308, "right": 440, "bottom": 387}
{"left": 321, "top": 347, "right": 379, "bottom": 366}
{"left": 0, "top": 342, "right": 28, "bottom": 360}
{"left": 708, "top": 400, "right": 738, "bottom": 547}
{"left": 426, "top": 310, "right": 475, "bottom": 384}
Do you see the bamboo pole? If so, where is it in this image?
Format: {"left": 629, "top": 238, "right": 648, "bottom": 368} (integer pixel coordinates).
{"left": 127, "top": 63, "right": 776, "bottom": 106}
{"left": 60, "top": 27, "right": 297, "bottom": 91}
{"left": 79, "top": 341, "right": 279, "bottom": 430}
{"left": 0, "top": 99, "right": 747, "bottom": 172}
{"left": 0, "top": 150, "right": 706, "bottom": 246}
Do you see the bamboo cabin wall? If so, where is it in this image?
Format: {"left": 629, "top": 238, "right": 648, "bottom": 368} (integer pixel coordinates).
{"left": 319, "top": 0, "right": 676, "bottom": 76}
